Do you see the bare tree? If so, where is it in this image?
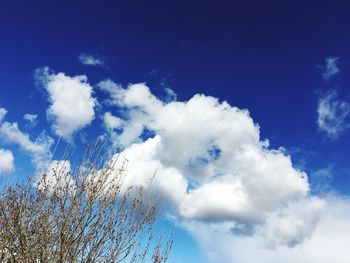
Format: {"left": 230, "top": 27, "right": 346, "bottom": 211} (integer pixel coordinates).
{"left": 0, "top": 143, "right": 172, "bottom": 263}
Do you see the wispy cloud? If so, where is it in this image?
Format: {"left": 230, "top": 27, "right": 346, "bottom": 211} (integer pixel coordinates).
{"left": 319, "top": 56, "right": 340, "bottom": 80}
{"left": 103, "top": 112, "right": 123, "bottom": 130}
{"left": 23, "top": 113, "right": 38, "bottom": 127}
{"left": 310, "top": 167, "right": 333, "bottom": 194}
{"left": 317, "top": 89, "right": 350, "bottom": 138}
{"left": 0, "top": 107, "right": 53, "bottom": 170}
{"left": 0, "top": 107, "right": 7, "bottom": 122}
{"left": 78, "top": 53, "right": 104, "bottom": 66}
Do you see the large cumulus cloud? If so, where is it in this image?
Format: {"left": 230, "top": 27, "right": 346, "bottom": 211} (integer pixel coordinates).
{"left": 98, "top": 80, "right": 318, "bottom": 249}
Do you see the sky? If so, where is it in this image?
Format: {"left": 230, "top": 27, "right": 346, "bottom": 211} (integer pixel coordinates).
{"left": 1, "top": 1, "right": 350, "bottom": 262}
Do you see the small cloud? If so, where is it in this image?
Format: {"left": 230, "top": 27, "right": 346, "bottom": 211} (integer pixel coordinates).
{"left": 78, "top": 53, "right": 104, "bottom": 66}
{"left": 23, "top": 113, "right": 38, "bottom": 127}
{"left": 35, "top": 67, "right": 97, "bottom": 142}
{"left": 164, "top": 87, "right": 177, "bottom": 102}
{"left": 319, "top": 56, "right": 340, "bottom": 80}
{"left": 160, "top": 75, "right": 176, "bottom": 102}
{"left": 149, "top": 70, "right": 159, "bottom": 76}
{"left": 0, "top": 107, "right": 8, "bottom": 122}
{"left": 317, "top": 90, "right": 350, "bottom": 138}
{"left": 103, "top": 112, "right": 123, "bottom": 130}
{"left": 0, "top": 148, "right": 15, "bottom": 176}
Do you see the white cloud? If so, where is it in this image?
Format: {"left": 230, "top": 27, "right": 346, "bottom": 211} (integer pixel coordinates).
{"left": 0, "top": 148, "right": 15, "bottom": 176}
{"left": 0, "top": 107, "right": 7, "bottom": 122}
{"left": 319, "top": 56, "right": 340, "bottom": 80}
{"left": 36, "top": 67, "right": 97, "bottom": 142}
{"left": 36, "top": 160, "right": 75, "bottom": 195}
{"left": 310, "top": 167, "right": 333, "bottom": 194}
{"left": 103, "top": 112, "right": 123, "bottom": 130}
{"left": 317, "top": 90, "right": 350, "bottom": 137}
{"left": 259, "top": 197, "right": 325, "bottom": 248}
{"left": 99, "top": 80, "right": 316, "bottom": 248}
{"left": 78, "top": 53, "right": 104, "bottom": 66}
{"left": 107, "top": 136, "right": 188, "bottom": 206}
{"left": 0, "top": 107, "right": 53, "bottom": 170}
{"left": 164, "top": 87, "right": 177, "bottom": 102}
{"left": 23, "top": 113, "right": 38, "bottom": 127}
{"left": 188, "top": 196, "right": 350, "bottom": 263}
{"left": 0, "top": 122, "right": 51, "bottom": 155}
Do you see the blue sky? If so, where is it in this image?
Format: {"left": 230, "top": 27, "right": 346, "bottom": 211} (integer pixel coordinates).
{"left": 1, "top": 1, "right": 350, "bottom": 262}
